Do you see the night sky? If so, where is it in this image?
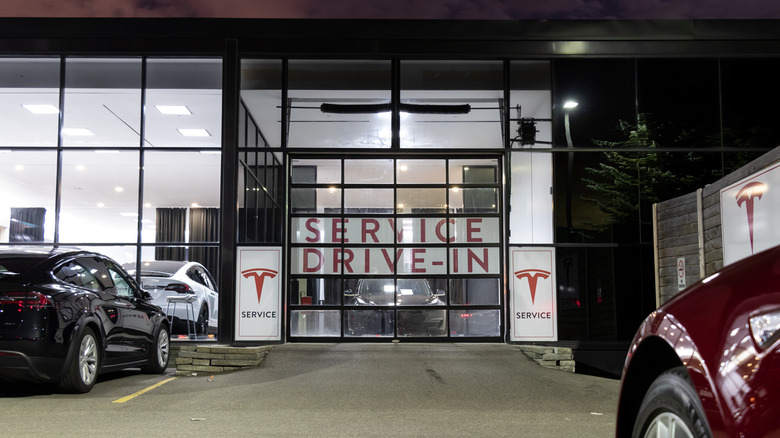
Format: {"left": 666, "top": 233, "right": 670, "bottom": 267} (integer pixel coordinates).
{"left": 1, "top": 0, "right": 780, "bottom": 19}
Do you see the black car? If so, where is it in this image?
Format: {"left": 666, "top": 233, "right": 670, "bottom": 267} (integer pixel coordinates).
{"left": 0, "top": 247, "right": 170, "bottom": 393}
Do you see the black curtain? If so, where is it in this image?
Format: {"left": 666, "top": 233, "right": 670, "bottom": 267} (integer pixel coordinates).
{"left": 155, "top": 208, "right": 186, "bottom": 260}
{"left": 189, "top": 208, "right": 219, "bottom": 280}
{"left": 10, "top": 208, "right": 46, "bottom": 242}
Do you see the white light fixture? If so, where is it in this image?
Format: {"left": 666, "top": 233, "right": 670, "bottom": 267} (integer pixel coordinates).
{"left": 14, "top": 164, "right": 24, "bottom": 171}
{"left": 115, "top": 186, "right": 124, "bottom": 193}
{"left": 155, "top": 105, "right": 191, "bottom": 115}
{"left": 96, "top": 202, "right": 105, "bottom": 208}
{"left": 62, "top": 128, "right": 93, "bottom": 136}
{"left": 563, "top": 100, "right": 579, "bottom": 110}
{"left": 178, "top": 128, "right": 210, "bottom": 137}
{"left": 76, "top": 165, "right": 86, "bottom": 171}
{"left": 22, "top": 104, "right": 59, "bottom": 114}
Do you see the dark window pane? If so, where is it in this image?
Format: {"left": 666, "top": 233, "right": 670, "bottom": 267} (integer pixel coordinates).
{"left": 553, "top": 59, "right": 636, "bottom": 148}
{"left": 721, "top": 58, "right": 780, "bottom": 150}
{"left": 637, "top": 59, "right": 720, "bottom": 148}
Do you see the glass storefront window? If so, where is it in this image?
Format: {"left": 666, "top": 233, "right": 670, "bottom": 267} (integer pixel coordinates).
{"left": 400, "top": 61, "right": 503, "bottom": 149}
{"left": 637, "top": 59, "right": 720, "bottom": 148}
{"left": 397, "top": 309, "right": 447, "bottom": 336}
{"left": 290, "top": 310, "right": 341, "bottom": 336}
{"left": 344, "top": 189, "right": 394, "bottom": 214}
{"left": 721, "top": 58, "right": 780, "bottom": 151}
{"left": 552, "top": 59, "right": 635, "bottom": 148}
{"left": 142, "top": 151, "right": 221, "bottom": 243}
{"left": 345, "top": 159, "right": 393, "bottom": 184}
{"left": 449, "top": 278, "right": 500, "bottom": 305}
{"left": 449, "top": 309, "right": 500, "bottom": 337}
{"left": 146, "top": 58, "right": 222, "bottom": 149}
{"left": 63, "top": 58, "right": 142, "bottom": 147}
{"left": 240, "top": 59, "right": 282, "bottom": 148}
{"left": 396, "top": 188, "right": 446, "bottom": 214}
{"left": 290, "top": 278, "right": 342, "bottom": 305}
{"left": 0, "top": 151, "right": 57, "bottom": 243}
{"left": 59, "top": 150, "right": 139, "bottom": 243}
{"left": 0, "top": 57, "right": 60, "bottom": 147}
{"left": 510, "top": 61, "right": 552, "bottom": 148}
{"left": 345, "top": 309, "right": 394, "bottom": 337}
{"left": 288, "top": 60, "right": 391, "bottom": 148}
{"left": 396, "top": 159, "right": 446, "bottom": 184}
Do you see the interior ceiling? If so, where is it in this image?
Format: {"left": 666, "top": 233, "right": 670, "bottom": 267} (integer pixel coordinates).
{"left": 0, "top": 84, "right": 550, "bottom": 240}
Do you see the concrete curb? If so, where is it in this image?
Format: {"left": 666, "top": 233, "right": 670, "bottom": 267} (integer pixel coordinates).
{"left": 517, "top": 344, "right": 575, "bottom": 373}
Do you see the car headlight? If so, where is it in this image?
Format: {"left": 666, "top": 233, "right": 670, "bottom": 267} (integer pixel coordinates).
{"left": 750, "top": 311, "right": 780, "bottom": 350}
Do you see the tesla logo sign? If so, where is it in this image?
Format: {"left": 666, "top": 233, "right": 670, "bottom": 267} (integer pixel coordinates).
{"left": 514, "top": 269, "right": 551, "bottom": 304}
{"left": 242, "top": 268, "right": 278, "bottom": 303}
{"left": 735, "top": 181, "right": 766, "bottom": 254}
{"left": 721, "top": 163, "right": 780, "bottom": 267}
{"left": 236, "top": 248, "right": 282, "bottom": 341}
{"left": 510, "top": 248, "right": 556, "bottom": 341}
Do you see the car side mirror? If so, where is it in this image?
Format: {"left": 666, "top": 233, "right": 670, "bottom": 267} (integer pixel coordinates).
{"left": 434, "top": 289, "right": 446, "bottom": 297}
{"left": 140, "top": 290, "right": 152, "bottom": 301}
{"left": 344, "top": 289, "right": 358, "bottom": 297}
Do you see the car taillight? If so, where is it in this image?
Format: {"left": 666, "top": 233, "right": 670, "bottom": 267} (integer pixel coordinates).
{"left": 750, "top": 310, "right": 780, "bottom": 351}
{"left": 0, "top": 291, "right": 51, "bottom": 308}
{"left": 164, "top": 283, "right": 193, "bottom": 294}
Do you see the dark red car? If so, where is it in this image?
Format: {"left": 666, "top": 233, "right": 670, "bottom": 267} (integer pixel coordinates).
{"left": 617, "top": 245, "right": 780, "bottom": 437}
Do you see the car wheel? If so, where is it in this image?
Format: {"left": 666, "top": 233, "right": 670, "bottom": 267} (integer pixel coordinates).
{"left": 196, "top": 304, "right": 208, "bottom": 336}
{"left": 59, "top": 327, "right": 99, "bottom": 393}
{"left": 633, "top": 366, "right": 712, "bottom": 438}
{"left": 141, "top": 325, "right": 171, "bottom": 374}
{"left": 142, "top": 325, "right": 170, "bottom": 374}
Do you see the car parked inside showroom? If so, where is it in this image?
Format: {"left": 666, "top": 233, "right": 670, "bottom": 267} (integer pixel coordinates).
{"left": 123, "top": 260, "right": 218, "bottom": 337}
{"left": 616, "top": 245, "right": 780, "bottom": 437}
{"left": 0, "top": 247, "right": 170, "bottom": 393}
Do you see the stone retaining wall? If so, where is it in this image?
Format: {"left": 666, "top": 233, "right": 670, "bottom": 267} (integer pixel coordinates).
{"left": 517, "top": 345, "right": 575, "bottom": 372}
{"left": 171, "top": 344, "right": 274, "bottom": 376}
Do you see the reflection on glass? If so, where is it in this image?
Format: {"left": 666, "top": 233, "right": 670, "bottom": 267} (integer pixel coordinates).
{"left": 290, "top": 310, "right": 341, "bottom": 336}
{"left": 63, "top": 58, "right": 142, "bottom": 147}
{"left": 1, "top": 58, "right": 61, "bottom": 147}
{"left": 59, "top": 151, "right": 139, "bottom": 243}
{"left": 449, "top": 309, "right": 500, "bottom": 337}
{"left": 397, "top": 309, "right": 447, "bottom": 336}
{"left": 448, "top": 159, "right": 498, "bottom": 183}
{"left": 345, "top": 309, "right": 394, "bottom": 337}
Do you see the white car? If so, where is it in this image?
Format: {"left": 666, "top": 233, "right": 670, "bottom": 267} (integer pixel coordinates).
{"left": 123, "top": 261, "right": 218, "bottom": 337}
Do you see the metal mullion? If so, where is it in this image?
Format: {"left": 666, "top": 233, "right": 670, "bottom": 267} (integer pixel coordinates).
{"left": 53, "top": 55, "right": 66, "bottom": 246}
{"left": 135, "top": 57, "right": 148, "bottom": 285}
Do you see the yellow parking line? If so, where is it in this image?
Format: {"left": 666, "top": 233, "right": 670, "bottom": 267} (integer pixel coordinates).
{"left": 112, "top": 376, "right": 178, "bottom": 404}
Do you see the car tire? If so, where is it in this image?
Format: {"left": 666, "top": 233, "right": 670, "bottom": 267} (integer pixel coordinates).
{"left": 632, "top": 366, "right": 712, "bottom": 438}
{"left": 142, "top": 325, "right": 170, "bottom": 374}
{"left": 196, "top": 304, "right": 208, "bottom": 336}
{"left": 59, "top": 327, "right": 100, "bottom": 394}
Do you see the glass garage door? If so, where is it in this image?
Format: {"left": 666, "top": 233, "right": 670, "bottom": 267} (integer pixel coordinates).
{"left": 287, "top": 157, "right": 503, "bottom": 340}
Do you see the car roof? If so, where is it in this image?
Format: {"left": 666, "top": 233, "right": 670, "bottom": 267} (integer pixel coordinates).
{"left": 124, "top": 260, "right": 191, "bottom": 274}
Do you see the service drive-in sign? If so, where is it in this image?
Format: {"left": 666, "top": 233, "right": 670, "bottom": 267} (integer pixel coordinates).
{"left": 235, "top": 247, "right": 282, "bottom": 341}
{"left": 510, "top": 247, "right": 557, "bottom": 341}
{"left": 721, "top": 162, "right": 780, "bottom": 266}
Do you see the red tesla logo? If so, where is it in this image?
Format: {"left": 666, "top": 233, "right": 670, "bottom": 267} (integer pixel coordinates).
{"left": 736, "top": 181, "right": 766, "bottom": 254}
{"left": 242, "top": 268, "right": 278, "bottom": 303}
{"left": 514, "top": 269, "right": 551, "bottom": 304}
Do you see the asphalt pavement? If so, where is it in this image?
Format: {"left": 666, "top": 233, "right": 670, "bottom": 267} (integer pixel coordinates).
{"left": 0, "top": 343, "right": 621, "bottom": 437}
